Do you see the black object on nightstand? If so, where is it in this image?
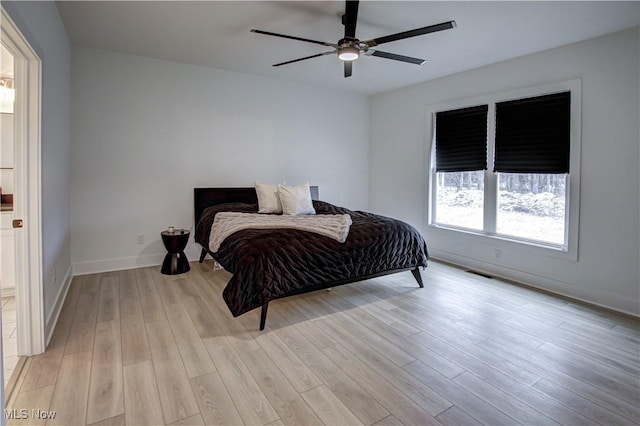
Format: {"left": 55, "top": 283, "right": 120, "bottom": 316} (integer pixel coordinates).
{"left": 161, "top": 229, "right": 190, "bottom": 275}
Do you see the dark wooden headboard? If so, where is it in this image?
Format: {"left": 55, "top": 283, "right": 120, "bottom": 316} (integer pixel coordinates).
{"left": 194, "top": 186, "right": 319, "bottom": 226}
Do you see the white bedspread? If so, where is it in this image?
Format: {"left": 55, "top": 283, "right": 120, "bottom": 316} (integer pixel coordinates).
{"left": 209, "top": 212, "right": 352, "bottom": 253}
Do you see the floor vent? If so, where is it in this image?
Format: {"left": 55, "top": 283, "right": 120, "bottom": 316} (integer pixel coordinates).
{"left": 466, "top": 269, "right": 493, "bottom": 279}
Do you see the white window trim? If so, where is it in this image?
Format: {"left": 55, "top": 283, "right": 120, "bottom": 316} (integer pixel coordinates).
{"left": 425, "top": 79, "right": 581, "bottom": 261}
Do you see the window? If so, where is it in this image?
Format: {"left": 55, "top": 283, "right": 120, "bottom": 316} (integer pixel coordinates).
{"left": 430, "top": 82, "right": 580, "bottom": 253}
{"left": 435, "top": 170, "right": 484, "bottom": 230}
{"left": 433, "top": 105, "right": 487, "bottom": 231}
{"left": 496, "top": 172, "right": 567, "bottom": 245}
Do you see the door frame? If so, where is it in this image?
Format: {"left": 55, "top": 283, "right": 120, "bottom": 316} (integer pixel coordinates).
{"left": 1, "top": 6, "right": 44, "bottom": 356}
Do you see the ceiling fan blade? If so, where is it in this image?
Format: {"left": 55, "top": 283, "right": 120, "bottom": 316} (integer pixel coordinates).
{"left": 368, "top": 50, "right": 426, "bottom": 65}
{"left": 344, "top": 61, "right": 353, "bottom": 78}
{"left": 343, "top": 0, "right": 359, "bottom": 39}
{"left": 273, "top": 51, "right": 335, "bottom": 67}
{"left": 365, "top": 20, "right": 456, "bottom": 47}
{"left": 251, "top": 29, "right": 338, "bottom": 48}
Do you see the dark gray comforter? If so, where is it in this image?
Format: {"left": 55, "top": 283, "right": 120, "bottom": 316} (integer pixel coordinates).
{"left": 195, "top": 200, "right": 429, "bottom": 317}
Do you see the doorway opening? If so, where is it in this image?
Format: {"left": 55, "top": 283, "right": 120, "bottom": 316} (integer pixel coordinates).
{"left": 1, "top": 41, "right": 19, "bottom": 392}
{"left": 1, "top": 5, "right": 44, "bottom": 404}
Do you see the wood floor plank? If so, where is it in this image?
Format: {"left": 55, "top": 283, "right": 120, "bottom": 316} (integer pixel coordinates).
{"left": 503, "top": 315, "right": 640, "bottom": 368}
{"left": 456, "top": 316, "right": 547, "bottom": 349}
{"left": 152, "top": 269, "right": 184, "bottom": 314}
{"left": 414, "top": 330, "right": 542, "bottom": 386}
{"left": 269, "top": 298, "right": 314, "bottom": 326}
{"left": 274, "top": 321, "right": 390, "bottom": 425}
{"left": 276, "top": 304, "right": 337, "bottom": 349}
{"left": 87, "top": 414, "right": 126, "bottom": 426}
{"left": 156, "top": 268, "right": 218, "bottom": 369}
{"left": 436, "top": 406, "right": 483, "bottom": 426}
{"left": 136, "top": 268, "right": 166, "bottom": 323}
{"left": 559, "top": 302, "right": 623, "bottom": 328}
{"left": 348, "top": 282, "right": 403, "bottom": 311}
{"left": 167, "top": 413, "right": 205, "bottom": 426}
{"left": 119, "top": 268, "right": 152, "bottom": 367}
{"left": 537, "top": 341, "right": 640, "bottom": 389}
{"left": 334, "top": 302, "right": 464, "bottom": 378}
{"left": 21, "top": 277, "right": 83, "bottom": 391}
{"left": 19, "top": 278, "right": 79, "bottom": 390}
{"left": 403, "top": 360, "right": 520, "bottom": 426}
{"left": 165, "top": 305, "right": 216, "bottom": 378}
{"left": 97, "top": 276, "right": 120, "bottom": 323}
{"left": 203, "top": 337, "right": 279, "bottom": 425}
{"left": 118, "top": 269, "right": 141, "bottom": 317}
{"left": 190, "top": 372, "right": 244, "bottom": 426}
{"left": 319, "top": 317, "right": 453, "bottom": 417}
{"left": 388, "top": 305, "right": 485, "bottom": 344}
{"left": 186, "top": 270, "right": 260, "bottom": 353}
{"left": 454, "top": 350, "right": 599, "bottom": 426}
{"left": 18, "top": 353, "right": 61, "bottom": 393}
{"left": 241, "top": 348, "right": 324, "bottom": 425}
{"left": 612, "top": 322, "right": 640, "bottom": 339}
{"left": 86, "top": 320, "right": 124, "bottom": 424}
{"left": 328, "top": 311, "right": 416, "bottom": 367}
{"left": 559, "top": 318, "right": 640, "bottom": 349}
{"left": 6, "top": 384, "right": 54, "bottom": 426}
{"left": 453, "top": 371, "right": 562, "bottom": 425}
{"left": 505, "top": 325, "right": 640, "bottom": 402}
{"left": 146, "top": 320, "right": 200, "bottom": 424}
{"left": 300, "top": 384, "right": 363, "bottom": 426}
{"left": 322, "top": 344, "right": 443, "bottom": 426}
{"left": 478, "top": 337, "right": 640, "bottom": 423}
{"left": 174, "top": 277, "right": 221, "bottom": 339}
{"left": 373, "top": 414, "right": 405, "bottom": 426}
{"left": 533, "top": 378, "right": 636, "bottom": 425}
{"left": 47, "top": 350, "right": 92, "bottom": 426}
{"left": 123, "top": 360, "right": 165, "bottom": 426}
{"left": 255, "top": 329, "right": 323, "bottom": 393}
{"left": 64, "top": 275, "right": 100, "bottom": 355}
{"left": 120, "top": 311, "right": 151, "bottom": 366}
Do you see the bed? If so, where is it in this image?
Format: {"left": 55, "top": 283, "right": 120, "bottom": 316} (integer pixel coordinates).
{"left": 194, "top": 186, "right": 429, "bottom": 330}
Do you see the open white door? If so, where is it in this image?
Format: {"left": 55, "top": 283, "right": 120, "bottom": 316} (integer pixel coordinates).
{"left": 1, "top": 6, "right": 44, "bottom": 365}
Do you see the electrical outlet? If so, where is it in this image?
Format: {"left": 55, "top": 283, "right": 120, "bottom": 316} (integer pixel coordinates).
{"left": 136, "top": 234, "right": 145, "bottom": 244}
{"left": 495, "top": 249, "right": 502, "bottom": 260}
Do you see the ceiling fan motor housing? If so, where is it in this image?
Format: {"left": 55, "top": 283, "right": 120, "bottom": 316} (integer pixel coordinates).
{"left": 337, "top": 38, "right": 366, "bottom": 61}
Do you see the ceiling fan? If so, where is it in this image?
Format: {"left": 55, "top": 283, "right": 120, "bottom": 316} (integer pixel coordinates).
{"left": 251, "top": 0, "right": 456, "bottom": 78}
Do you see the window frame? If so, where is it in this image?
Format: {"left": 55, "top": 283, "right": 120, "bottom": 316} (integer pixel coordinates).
{"left": 426, "top": 79, "right": 581, "bottom": 261}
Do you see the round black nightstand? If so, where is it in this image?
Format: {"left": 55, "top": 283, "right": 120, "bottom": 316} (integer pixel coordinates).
{"left": 161, "top": 229, "right": 190, "bottom": 275}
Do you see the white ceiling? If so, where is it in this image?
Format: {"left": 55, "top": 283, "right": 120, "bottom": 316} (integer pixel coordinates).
{"left": 56, "top": 1, "right": 640, "bottom": 95}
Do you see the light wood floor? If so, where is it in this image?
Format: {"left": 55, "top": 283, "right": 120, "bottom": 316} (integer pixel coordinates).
{"left": 6, "top": 260, "right": 640, "bottom": 425}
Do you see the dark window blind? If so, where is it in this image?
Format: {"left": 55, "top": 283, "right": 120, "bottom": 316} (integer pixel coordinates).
{"left": 435, "top": 105, "right": 488, "bottom": 172}
{"left": 494, "top": 91, "right": 570, "bottom": 174}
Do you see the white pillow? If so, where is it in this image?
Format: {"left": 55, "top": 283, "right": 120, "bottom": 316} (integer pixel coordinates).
{"left": 278, "top": 182, "right": 316, "bottom": 215}
{"left": 255, "top": 181, "right": 282, "bottom": 214}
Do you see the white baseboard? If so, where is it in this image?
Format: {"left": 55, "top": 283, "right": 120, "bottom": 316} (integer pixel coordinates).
{"left": 44, "top": 265, "right": 72, "bottom": 346}
{"left": 429, "top": 249, "right": 640, "bottom": 318}
{"left": 72, "top": 248, "right": 202, "bottom": 276}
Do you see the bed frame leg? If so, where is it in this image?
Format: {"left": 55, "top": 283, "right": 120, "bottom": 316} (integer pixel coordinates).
{"left": 411, "top": 267, "right": 424, "bottom": 288}
{"left": 199, "top": 248, "right": 207, "bottom": 263}
{"left": 259, "top": 303, "right": 269, "bottom": 331}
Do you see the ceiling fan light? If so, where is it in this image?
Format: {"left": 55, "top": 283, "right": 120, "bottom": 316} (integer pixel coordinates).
{"left": 338, "top": 46, "right": 360, "bottom": 61}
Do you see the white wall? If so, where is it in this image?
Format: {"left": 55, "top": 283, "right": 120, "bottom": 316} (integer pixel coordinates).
{"left": 370, "top": 28, "right": 640, "bottom": 315}
{"left": 71, "top": 48, "right": 370, "bottom": 274}
{"left": 3, "top": 1, "right": 72, "bottom": 335}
